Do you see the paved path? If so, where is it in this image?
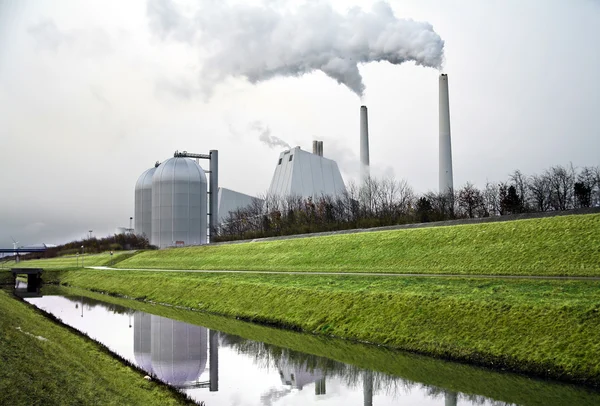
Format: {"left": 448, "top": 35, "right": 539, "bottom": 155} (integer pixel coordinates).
{"left": 87, "top": 267, "right": 600, "bottom": 281}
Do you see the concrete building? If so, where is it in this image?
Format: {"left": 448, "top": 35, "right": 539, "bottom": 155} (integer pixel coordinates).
{"left": 217, "top": 187, "right": 262, "bottom": 224}
{"left": 267, "top": 146, "right": 346, "bottom": 199}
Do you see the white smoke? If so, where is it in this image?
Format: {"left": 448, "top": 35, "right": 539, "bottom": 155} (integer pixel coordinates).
{"left": 250, "top": 121, "right": 291, "bottom": 149}
{"left": 147, "top": 0, "right": 445, "bottom": 97}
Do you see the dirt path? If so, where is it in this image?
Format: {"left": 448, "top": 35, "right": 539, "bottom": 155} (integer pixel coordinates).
{"left": 87, "top": 266, "right": 600, "bottom": 281}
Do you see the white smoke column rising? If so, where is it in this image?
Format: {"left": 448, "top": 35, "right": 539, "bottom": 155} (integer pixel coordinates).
{"left": 250, "top": 121, "right": 291, "bottom": 149}
{"left": 147, "top": 0, "right": 445, "bottom": 97}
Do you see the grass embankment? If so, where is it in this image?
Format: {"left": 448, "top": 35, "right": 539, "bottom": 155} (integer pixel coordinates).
{"left": 59, "top": 270, "right": 600, "bottom": 386}
{"left": 0, "top": 290, "right": 196, "bottom": 406}
{"left": 56, "top": 285, "right": 600, "bottom": 405}
{"left": 10, "top": 251, "right": 136, "bottom": 270}
{"left": 116, "top": 214, "right": 600, "bottom": 276}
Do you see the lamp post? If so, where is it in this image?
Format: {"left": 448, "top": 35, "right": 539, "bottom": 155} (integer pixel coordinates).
{"left": 81, "top": 245, "right": 84, "bottom": 268}
{"left": 76, "top": 253, "right": 79, "bottom": 267}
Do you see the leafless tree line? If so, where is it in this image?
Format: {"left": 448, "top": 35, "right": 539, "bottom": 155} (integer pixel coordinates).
{"left": 216, "top": 164, "right": 600, "bottom": 241}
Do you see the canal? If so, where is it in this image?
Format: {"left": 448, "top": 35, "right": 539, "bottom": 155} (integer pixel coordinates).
{"left": 16, "top": 284, "right": 600, "bottom": 406}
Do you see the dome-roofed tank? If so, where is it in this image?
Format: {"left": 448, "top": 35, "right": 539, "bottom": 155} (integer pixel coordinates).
{"left": 151, "top": 157, "right": 207, "bottom": 248}
{"left": 151, "top": 315, "right": 208, "bottom": 386}
{"left": 133, "top": 312, "right": 153, "bottom": 375}
{"left": 134, "top": 167, "right": 156, "bottom": 239}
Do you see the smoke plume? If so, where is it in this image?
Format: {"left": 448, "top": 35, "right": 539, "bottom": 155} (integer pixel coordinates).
{"left": 147, "top": 0, "right": 445, "bottom": 97}
{"left": 250, "top": 121, "right": 291, "bottom": 149}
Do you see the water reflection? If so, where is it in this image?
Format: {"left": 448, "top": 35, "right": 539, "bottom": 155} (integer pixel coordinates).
{"left": 133, "top": 313, "right": 152, "bottom": 373}
{"left": 72, "top": 295, "right": 217, "bottom": 389}
{"left": 151, "top": 315, "right": 207, "bottom": 387}
{"left": 220, "top": 331, "right": 462, "bottom": 406}
{"left": 13, "top": 279, "right": 42, "bottom": 298}
{"left": 22, "top": 288, "right": 600, "bottom": 406}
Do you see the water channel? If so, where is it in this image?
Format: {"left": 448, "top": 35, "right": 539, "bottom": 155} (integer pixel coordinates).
{"left": 14, "top": 283, "right": 600, "bottom": 406}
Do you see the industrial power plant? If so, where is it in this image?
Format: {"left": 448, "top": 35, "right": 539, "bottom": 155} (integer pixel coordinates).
{"left": 134, "top": 74, "right": 454, "bottom": 248}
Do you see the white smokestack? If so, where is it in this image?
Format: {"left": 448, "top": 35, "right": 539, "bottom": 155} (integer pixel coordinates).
{"left": 439, "top": 74, "right": 453, "bottom": 193}
{"left": 360, "top": 105, "right": 370, "bottom": 182}
{"left": 318, "top": 141, "right": 324, "bottom": 157}
{"left": 313, "top": 140, "right": 319, "bottom": 155}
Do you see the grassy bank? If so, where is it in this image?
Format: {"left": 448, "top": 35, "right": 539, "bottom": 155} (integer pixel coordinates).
{"left": 0, "top": 290, "right": 196, "bottom": 406}
{"left": 58, "top": 270, "right": 600, "bottom": 386}
{"left": 116, "top": 214, "right": 600, "bottom": 276}
{"left": 8, "top": 251, "right": 136, "bottom": 270}
{"left": 51, "top": 285, "right": 600, "bottom": 405}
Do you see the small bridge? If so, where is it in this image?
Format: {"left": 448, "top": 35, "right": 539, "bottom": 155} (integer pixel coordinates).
{"left": 11, "top": 268, "right": 43, "bottom": 293}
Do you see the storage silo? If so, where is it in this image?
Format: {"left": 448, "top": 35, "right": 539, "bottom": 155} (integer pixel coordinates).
{"left": 151, "top": 157, "right": 207, "bottom": 248}
{"left": 134, "top": 167, "right": 156, "bottom": 239}
{"left": 151, "top": 315, "right": 208, "bottom": 386}
{"left": 133, "top": 312, "right": 153, "bottom": 375}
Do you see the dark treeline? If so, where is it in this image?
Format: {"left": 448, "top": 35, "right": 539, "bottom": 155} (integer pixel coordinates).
{"left": 216, "top": 164, "right": 600, "bottom": 242}
{"left": 17, "top": 233, "right": 155, "bottom": 261}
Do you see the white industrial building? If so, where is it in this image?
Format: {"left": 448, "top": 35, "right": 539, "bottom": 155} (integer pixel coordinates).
{"left": 267, "top": 144, "right": 346, "bottom": 199}
{"left": 134, "top": 144, "right": 347, "bottom": 247}
{"left": 217, "top": 187, "right": 262, "bottom": 224}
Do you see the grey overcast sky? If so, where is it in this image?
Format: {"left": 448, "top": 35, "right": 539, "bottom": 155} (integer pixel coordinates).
{"left": 1, "top": 0, "right": 599, "bottom": 247}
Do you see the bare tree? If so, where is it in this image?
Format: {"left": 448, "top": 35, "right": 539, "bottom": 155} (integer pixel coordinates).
{"left": 395, "top": 179, "right": 415, "bottom": 216}
{"left": 528, "top": 173, "right": 552, "bottom": 212}
{"left": 509, "top": 169, "right": 529, "bottom": 212}
{"left": 547, "top": 165, "right": 575, "bottom": 211}
{"left": 575, "top": 166, "right": 598, "bottom": 208}
{"left": 594, "top": 166, "right": 600, "bottom": 207}
{"left": 425, "top": 189, "right": 456, "bottom": 220}
{"left": 483, "top": 181, "right": 501, "bottom": 216}
{"left": 458, "top": 182, "right": 486, "bottom": 218}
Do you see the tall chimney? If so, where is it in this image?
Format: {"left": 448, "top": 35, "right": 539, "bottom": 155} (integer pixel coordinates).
{"left": 360, "top": 105, "right": 370, "bottom": 183}
{"left": 313, "top": 140, "right": 318, "bottom": 155}
{"left": 318, "top": 141, "right": 324, "bottom": 157}
{"left": 439, "top": 74, "right": 453, "bottom": 194}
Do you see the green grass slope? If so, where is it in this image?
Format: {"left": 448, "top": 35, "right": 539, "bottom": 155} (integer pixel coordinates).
{"left": 59, "top": 270, "right": 600, "bottom": 386}
{"left": 0, "top": 290, "right": 196, "bottom": 406}
{"left": 116, "top": 214, "right": 600, "bottom": 276}
{"left": 11, "top": 251, "right": 136, "bottom": 270}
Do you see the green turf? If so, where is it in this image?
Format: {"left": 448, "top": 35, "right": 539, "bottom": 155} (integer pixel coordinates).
{"left": 58, "top": 270, "right": 600, "bottom": 386}
{"left": 51, "top": 285, "right": 600, "bottom": 405}
{"left": 115, "top": 214, "right": 600, "bottom": 276}
{"left": 11, "top": 251, "right": 136, "bottom": 270}
{"left": 0, "top": 290, "right": 197, "bottom": 406}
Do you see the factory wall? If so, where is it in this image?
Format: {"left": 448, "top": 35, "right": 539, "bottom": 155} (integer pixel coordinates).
{"left": 151, "top": 157, "right": 208, "bottom": 248}
{"left": 217, "top": 187, "right": 263, "bottom": 224}
{"left": 268, "top": 147, "right": 346, "bottom": 199}
{"left": 134, "top": 167, "right": 156, "bottom": 239}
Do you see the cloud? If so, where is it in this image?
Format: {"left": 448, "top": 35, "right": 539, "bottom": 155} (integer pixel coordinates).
{"left": 250, "top": 121, "right": 291, "bottom": 149}
{"left": 27, "top": 20, "right": 66, "bottom": 51}
{"left": 27, "top": 19, "right": 113, "bottom": 57}
{"left": 146, "top": 0, "right": 444, "bottom": 97}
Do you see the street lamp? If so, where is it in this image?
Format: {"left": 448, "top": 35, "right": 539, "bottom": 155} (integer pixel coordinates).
{"left": 89, "top": 230, "right": 93, "bottom": 239}
{"left": 81, "top": 245, "right": 84, "bottom": 268}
